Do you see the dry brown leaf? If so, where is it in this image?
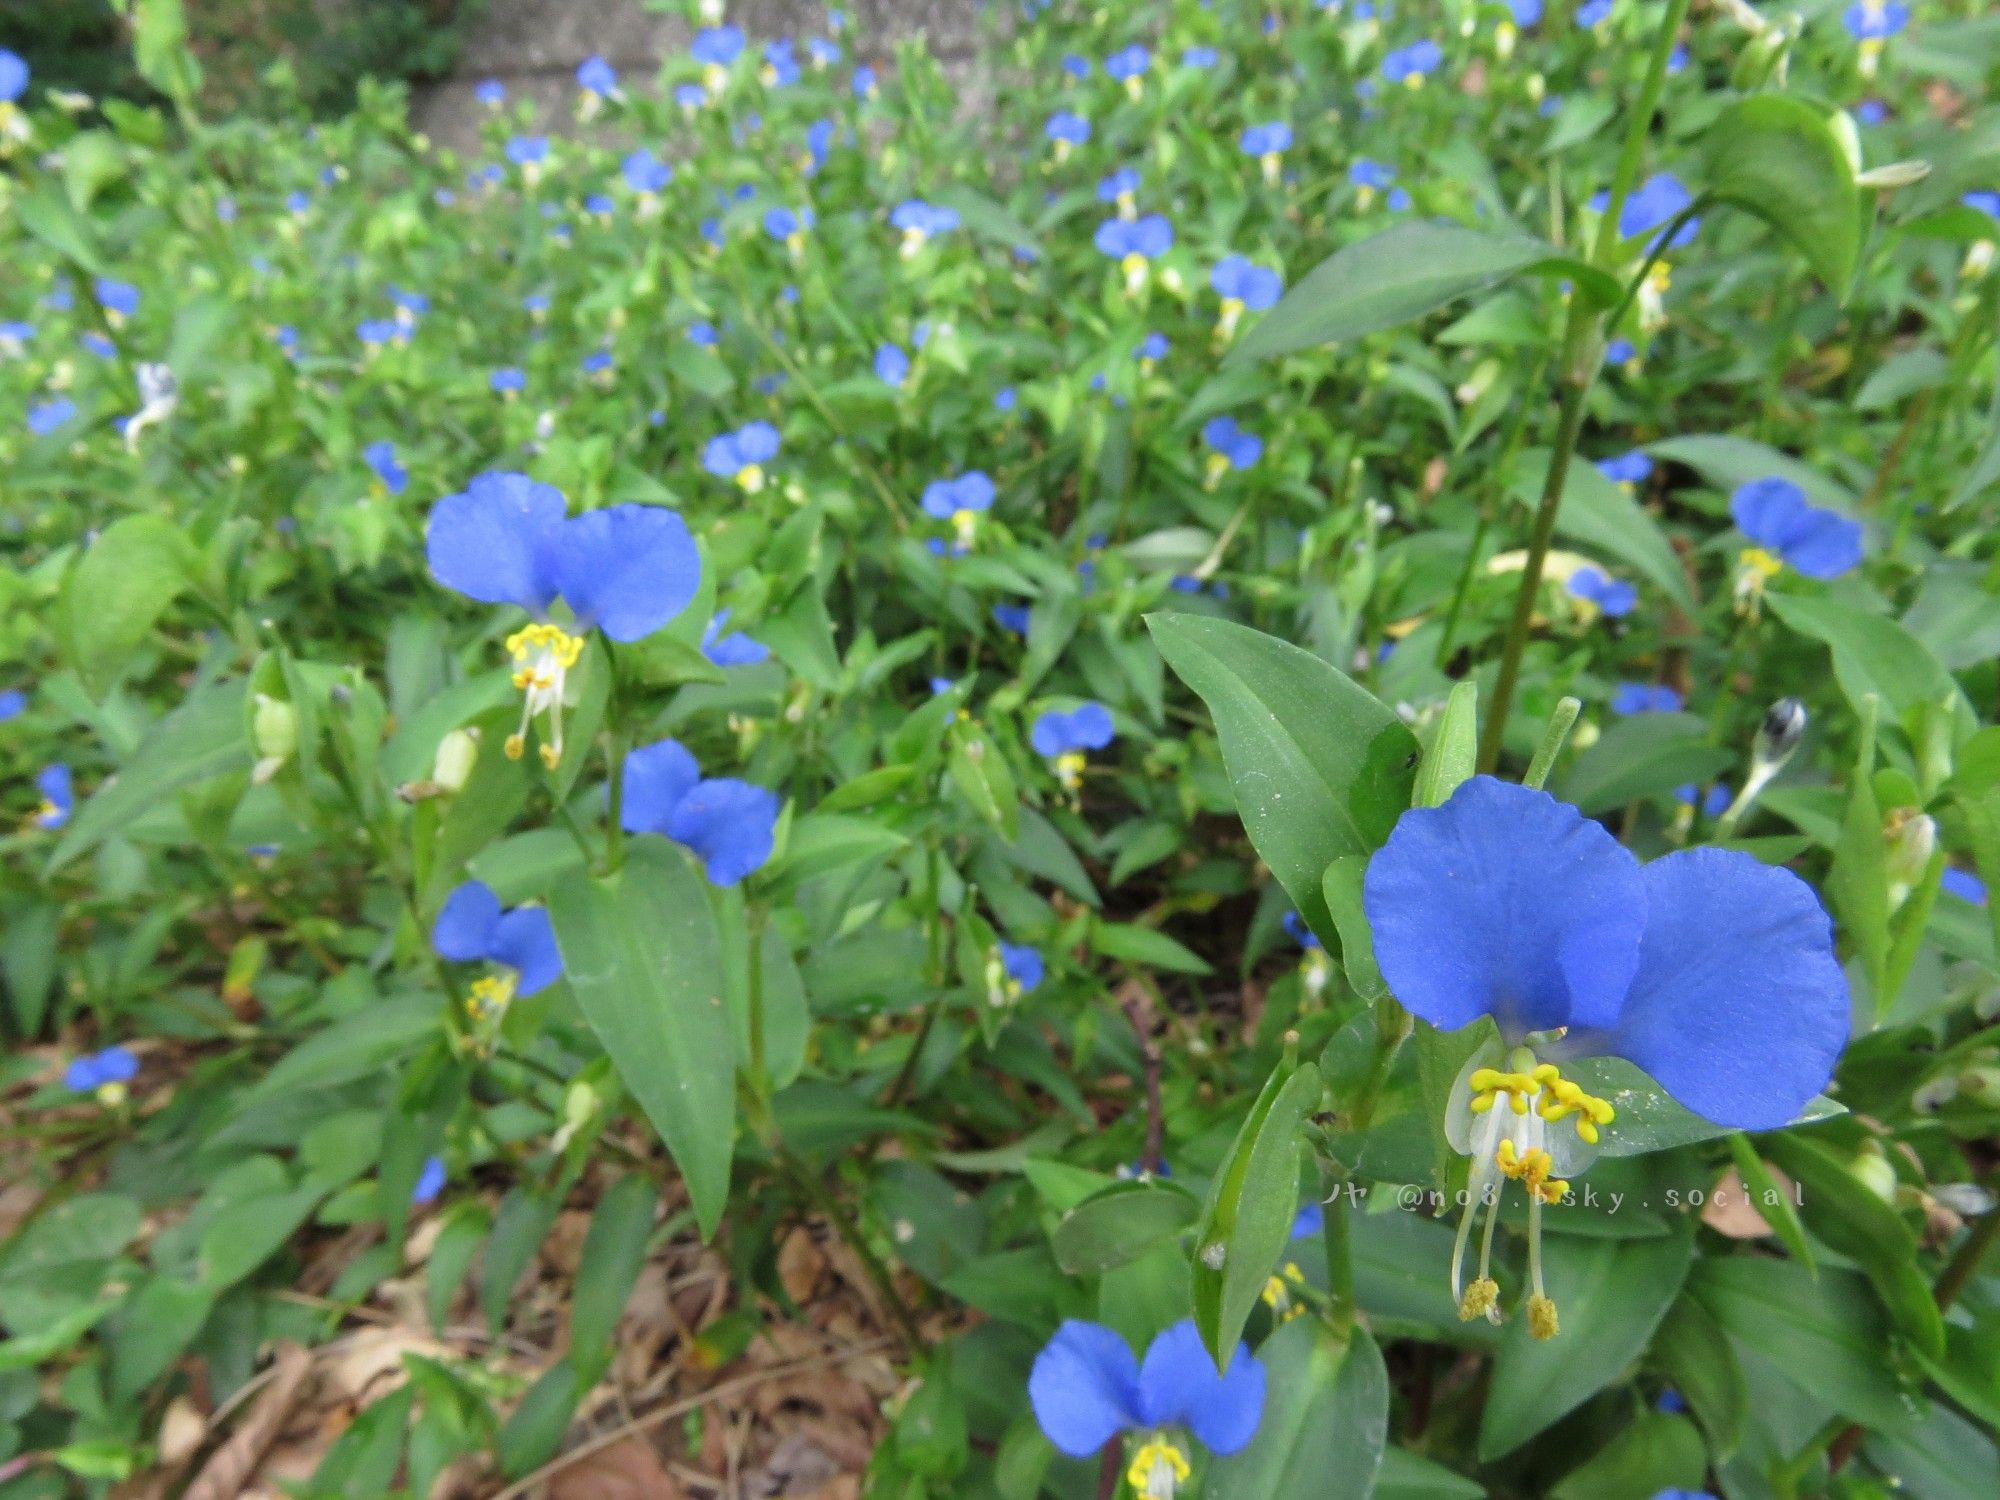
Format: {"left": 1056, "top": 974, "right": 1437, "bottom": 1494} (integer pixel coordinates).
{"left": 181, "top": 1342, "right": 313, "bottom": 1500}
{"left": 157, "top": 1395, "right": 208, "bottom": 1469}
{"left": 778, "top": 1227, "right": 828, "bottom": 1304}
{"left": 1702, "top": 1166, "right": 1786, "bottom": 1239}
{"left": 547, "top": 1436, "right": 686, "bottom": 1500}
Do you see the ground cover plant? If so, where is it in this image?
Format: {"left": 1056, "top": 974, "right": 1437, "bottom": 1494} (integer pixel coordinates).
{"left": 4, "top": 0, "right": 2000, "bottom": 1495}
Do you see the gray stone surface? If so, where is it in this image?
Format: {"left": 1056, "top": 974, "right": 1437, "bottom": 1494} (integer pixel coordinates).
{"left": 415, "top": 0, "right": 991, "bottom": 151}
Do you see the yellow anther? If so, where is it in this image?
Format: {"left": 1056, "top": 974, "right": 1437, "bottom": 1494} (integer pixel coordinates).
{"left": 1127, "top": 1438, "right": 1190, "bottom": 1496}
{"left": 504, "top": 733, "right": 526, "bottom": 761}
{"left": 506, "top": 623, "right": 585, "bottom": 671}
{"left": 1469, "top": 1067, "right": 1543, "bottom": 1118}
{"left": 539, "top": 742, "right": 561, "bottom": 769}
{"left": 466, "top": 973, "right": 517, "bottom": 1020}
{"left": 1647, "top": 263, "right": 1672, "bottom": 295}
{"left": 1458, "top": 1276, "right": 1499, "bottom": 1321}
{"left": 1054, "top": 751, "right": 1087, "bottom": 793}
{"left": 1739, "top": 546, "right": 1784, "bottom": 584}
{"left": 1528, "top": 1294, "right": 1560, "bottom": 1340}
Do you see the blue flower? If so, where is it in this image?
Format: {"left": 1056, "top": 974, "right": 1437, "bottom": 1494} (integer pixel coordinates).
{"left": 803, "top": 118, "right": 834, "bottom": 172}
{"left": 1578, "top": 0, "right": 1613, "bottom": 25}
{"left": 1097, "top": 167, "right": 1141, "bottom": 205}
{"left": 1943, "top": 867, "right": 1988, "bottom": 905}
{"left": 505, "top": 135, "right": 549, "bottom": 168}
{"left": 1046, "top": 110, "right": 1092, "bottom": 149}
{"left": 1201, "top": 416, "right": 1263, "bottom": 479}
{"left": 1843, "top": 2, "right": 1909, "bottom": 42}
{"left": 1211, "top": 256, "right": 1283, "bottom": 312}
{"left": 1675, "top": 783, "right": 1732, "bottom": 818}
{"left": 64, "top": 1046, "right": 138, "bottom": 1096}
{"left": 475, "top": 79, "right": 506, "bottom": 106}
{"left": 994, "top": 602, "right": 1032, "bottom": 635}
{"left": 1137, "top": 332, "right": 1169, "bottom": 362}
{"left": 701, "top": 610, "right": 770, "bottom": 667}
{"left": 994, "top": 386, "right": 1017, "bottom": 412}
{"left": 676, "top": 82, "right": 708, "bottom": 109}
{"left": 364, "top": 440, "right": 407, "bottom": 495}
{"left": 890, "top": 199, "right": 961, "bottom": 253}
{"left": 575, "top": 55, "right": 617, "bottom": 94}
{"left": 1366, "top": 777, "right": 1848, "bottom": 1331}
{"left": 412, "top": 1156, "right": 449, "bottom": 1205}
{"left": 621, "top": 739, "right": 780, "bottom": 885}
{"left": 1029, "top": 1319, "right": 1265, "bottom": 1473}
{"left": 0, "top": 49, "right": 28, "bottom": 102}
{"left": 621, "top": 149, "right": 671, "bottom": 195}
{"left": 1061, "top": 53, "right": 1091, "bottom": 79}
{"left": 993, "top": 941, "right": 1045, "bottom": 1002}
{"left": 1566, "top": 566, "right": 1637, "bottom": 618}
{"left": 688, "top": 321, "right": 719, "bottom": 347}
{"left": 1606, "top": 337, "right": 1638, "bottom": 367}
{"left": 875, "top": 342, "right": 910, "bottom": 386}
{"left": 808, "top": 37, "right": 841, "bottom": 67}
{"left": 1182, "top": 45, "right": 1219, "bottom": 68}
{"left": 1032, "top": 703, "right": 1113, "bottom": 792}
{"left": 490, "top": 366, "right": 526, "bottom": 394}
{"left": 94, "top": 279, "right": 139, "bottom": 320}
{"left": 33, "top": 764, "right": 71, "bottom": 828}
{"left": 0, "top": 689, "right": 24, "bottom": 720}
{"left": 1611, "top": 683, "right": 1683, "bottom": 715}
{"left": 1508, "top": 0, "right": 1544, "bottom": 23}
{"left": 693, "top": 25, "right": 745, "bottom": 67}
{"left": 1350, "top": 159, "right": 1396, "bottom": 191}
{"left": 1382, "top": 39, "right": 1443, "bottom": 88}
{"left": 1105, "top": 44, "right": 1151, "bottom": 92}
{"left": 1856, "top": 99, "right": 1889, "bottom": 126}
{"left": 703, "top": 421, "right": 781, "bottom": 491}
{"left": 434, "top": 879, "right": 563, "bottom": 1016}
{"left": 1289, "top": 1200, "right": 1324, "bottom": 1238}
{"left": 28, "top": 398, "right": 75, "bottom": 437}
{"left": 1240, "top": 122, "right": 1293, "bottom": 157}
{"left": 1595, "top": 450, "right": 1653, "bottom": 487}
{"left": 1963, "top": 190, "right": 2000, "bottom": 220}
{"left": 426, "top": 475, "right": 700, "bottom": 764}
{"left": 1095, "top": 215, "right": 1173, "bottom": 290}
{"left": 764, "top": 205, "right": 809, "bottom": 249}
{"left": 1282, "top": 910, "right": 1322, "bottom": 951}
{"left": 80, "top": 332, "right": 116, "bottom": 359}
{"left": 1595, "top": 173, "right": 1700, "bottom": 250}
{"left": 852, "top": 65, "right": 877, "bottom": 97}
{"left": 1730, "top": 477, "right": 1863, "bottom": 582}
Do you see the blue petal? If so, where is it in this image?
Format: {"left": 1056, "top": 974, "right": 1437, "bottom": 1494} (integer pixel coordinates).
{"left": 491, "top": 906, "right": 563, "bottom": 996}
{"left": 433, "top": 880, "right": 502, "bottom": 962}
{"left": 37, "top": 762, "right": 72, "bottom": 812}
{"left": 94, "top": 1046, "right": 138, "bottom": 1082}
{"left": 1028, "top": 1321, "right": 1144, "bottom": 1457}
{"left": 551, "top": 504, "right": 701, "bottom": 641}
{"left": 1029, "top": 711, "right": 1070, "bottom": 757}
{"left": 1364, "top": 778, "right": 1646, "bottom": 1036}
{"left": 1596, "top": 848, "right": 1849, "bottom": 1131}
{"left": 999, "top": 941, "right": 1044, "bottom": 990}
{"left": 1775, "top": 507, "right": 1863, "bottom": 580}
{"left": 1136, "top": 1320, "right": 1266, "bottom": 1456}
{"left": 1290, "top": 1201, "right": 1324, "bottom": 1238}
{"left": 668, "top": 778, "right": 780, "bottom": 885}
{"left": 412, "top": 1155, "right": 448, "bottom": 1205}
{"left": 1069, "top": 702, "right": 1115, "bottom": 750}
{"left": 621, "top": 740, "right": 702, "bottom": 835}
{"left": 64, "top": 1057, "right": 102, "bottom": 1092}
{"left": 425, "top": 473, "right": 566, "bottom": 615}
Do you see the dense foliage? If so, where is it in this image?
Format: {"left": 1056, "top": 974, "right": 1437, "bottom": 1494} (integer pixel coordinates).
{"left": 4, "top": 1, "right": 2000, "bottom": 1497}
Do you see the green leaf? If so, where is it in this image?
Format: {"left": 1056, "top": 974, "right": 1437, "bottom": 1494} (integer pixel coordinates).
{"left": 479, "top": 1188, "right": 558, "bottom": 1337}
{"left": 1518, "top": 451, "right": 1698, "bottom": 615}
{"left": 1766, "top": 592, "right": 1968, "bottom": 725}
{"left": 1558, "top": 713, "right": 1732, "bottom": 818}
{"left": 1148, "top": 613, "right": 1416, "bottom": 942}
{"left": 1563, "top": 1056, "right": 1841, "bottom": 1158}
{"left": 15, "top": 184, "right": 110, "bottom": 276}
{"left": 1051, "top": 1179, "right": 1201, "bottom": 1275}
{"left": 1321, "top": 857, "right": 1386, "bottom": 1000}
{"left": 1700, "top": 95, "right": 1863, "bottom": 295}
{"left": 1548, "top": 1409, "right": 1707, "bottom": 1500}
{"left": 198, "top": 1184, "right": 324, "bottom": 1290}
{"left": 1375, "top": 1446, "right": 1486, "bottom": 1500}
{"left": 933, "top": 183, "right": 1041, "bottom": 256}
{"left": 550, "top": 839, "right": 738, "bottom": 1239}
{"left": 497, "top": 1360, "right": 580, "bottom": 1479}
{"left": 1089, "top": 919, "right": 1212, "bottom": 976}
{"left": 1206, "top": 1323, "right": 1388, "bottom": 1500}
{"left": 1228, "top": 223, "right": 1566, "bottom": 364}
{"left": 1651, "top": 1294, "right": 1746, "bottom": 1458}
{"left": 61, "top": 514, "right": 196, "bottom": 692}
{"left": 1413, "top": 681, "right": 1478, "bottom": 809}
{"left": 427, "top": 1201, "right": 490, "bottom": 1335}
{"left": 49, "top": 678, "right": 251, "bottom": 872}
{"left": 946, "top": 717, "right": 1020, "bottom": 841}
{"left": 1645, "top": 433, "right": 1858, "bottom": 511}
{"left": 568, "top": 1176, "right": 659, "bottom": 1381}
{"left": 1478, "top": 1226, "right": 1694, "bottom": 1459}
{"left": 1759, "top": 1133, "right": 1945, "bottom": 1357}
{"left": 1190, "top": 1059, "right": 1321, "bottom": 1365}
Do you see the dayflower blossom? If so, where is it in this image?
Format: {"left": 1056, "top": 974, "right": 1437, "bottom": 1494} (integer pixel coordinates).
{"left": 701, "top": 610, "right": 769, "bottom": 667}
{"left": 987, "top": 941, "right": 1044, "bottom": 1008}
{"left": 1283, "top": 909, "right": 1332, "bottom": 996}
{"left": 1366, "top": 777, "right": 1848, "bottom": 1336}
{"left": 994, "top": 602, "right": 1031, "bottom": 635}
{"left": 622, "top": 149, "right": 672, "bottom": 195}
{"left": 1105, "top": 44, "right": 1151, "bottom": 98}
{"left": 1611, "top": 683, "right": 1683, "bottom": 715}
{"left": 475, "top": 79, "right": 505, "bottom": 106}
{"left": 890, "top": 199, "right": 961, "bottom": 256}
{"left": 425, "top": 474, "right": 700, "bottom": 765}
{"left": 1844, "top": 1, "right": 1909, "bottom": 78}
{"left": 28, "top": 397, "right": 75, "bottom": 437}
{"left": 921, "top": 471, "right": 996, "bottom": 553}
{"left": 1211, "top": 255, "right": 1283, "bottom": 341}
{"left": 365, "top": 441, "right": 407, "bottom": 495}
{"left": 1594, "top": 175, "right": 1698, "bottom": 326}
{"left": 0, "top": 689, "right": 25, "bottom": 719}
{"left": 64, "top": 1046, "right": 138, "bottom": 1103}
{"left": 1240, "top": 122, "right": 1293, "bottom": 183}
{"left": 1728, "top": 476, "right": 1863, "bottom": 611}
{"left": 433, "top": 878, "right": 563, "bottom": 1021}
{"left": 490, "top": 366, "right": 526, "bottom": 395}
{"left": 874, "top": 342, "right": 910, "bottom": 386}
{"left": 694, "top": 25, "right": 745, "bottom": 93}
{"left": 621, "top": 739, "right": 779, "bottom": 885}
{"left": 1201, "top": 416, "right": 1263, "bottom": 485}
{"left": 505, "top": 136, "right": 549, "bottom": 178}
{"left": 1030, "top": 702, "right": 1114, "bottom": 793}
{"left": 1029, "top": 1320, "right": 1264, "bottom": 1494}
{"left": 761, "top": 39, "right": 801, "bottom": 87}
{"left": 1382, "top": 39, "right": 1442, "bottom": 89}
{"left": 1183, "top": 44, "right": 1218, "bottom": 68}
{"left": 1097, "top": 166, "right": 1141, "bottom": 216}
{"left": 703, "top": 421, "right": 781, "bottom": 492}
{"left": 31, "top": 764, "right": 71, "bottom": 828}
{"left": 1595, "top": 451, "right": 1652, "bottom": 490}
{"left": 1094, "top": 214, "right": 1173, "bottom": 293}
{"left": 1943, "top": 868, "right": 1988, "bottom": 905}
{"left": 412, "top": 1156, "right": 449, "bottom": 1205}
{"left": 1675, "top": 782, "right": 1732, "bottom": 820}
{"left": 1565, "top": 566, "right": 1636, "bottom": 618}
{"left": 764, "top": 205, "right": 808, "bottom": 253}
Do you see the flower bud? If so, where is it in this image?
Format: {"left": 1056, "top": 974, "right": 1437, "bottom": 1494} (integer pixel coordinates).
{"left": 1884, "top": 808, "right": 1938, "bottom": 908}
{"left": 1847, "top": 1143, "right": 1898, "bottom": 1205}
{"left": 1856, "top": 160, "right": 1931, "bottom": 190}
{"left": 433, "top": 727, "right": 480, "bottom": 794}
{"left": 1754, "top": 697, "right": 1807, "bottom": 769}
{"left": 251, "top": 693, "right": 298, "bottom": 784}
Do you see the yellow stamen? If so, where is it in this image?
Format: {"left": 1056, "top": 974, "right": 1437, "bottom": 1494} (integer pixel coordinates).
{"left": 466, "top": 972, "right": 518, "bottom": 1020}
{"left": 1127, "top": 1438, "right": 1190, "bottom": 1497}
{"left": 1529, "top": 1294, "right": 1560, "bottom": 1340}
{"left": 1458, "top": 1276, "right": 1499, "bottom": 1321}
{"left": 1054, "top": 750, "right": 1087, "bottom": 793}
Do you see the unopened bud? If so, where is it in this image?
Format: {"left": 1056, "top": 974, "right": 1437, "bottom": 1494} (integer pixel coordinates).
{"left": 1856, "top": 160, "right": 1931, "bottom": 190}
{"left": 251, "top": 694, "right": 297, "bottom": 783}
{"left": 1754, "top": 697, "right": 1807, "bottom": 769}
{"left": 1884, "top": 809, "right": 1938, "bottom": 906}
{"left": 1848, "top": 1144, "right": 1898, "bottom": 1205}
{"left": 433, "top": 727, "right": 480, "bottom": 794}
